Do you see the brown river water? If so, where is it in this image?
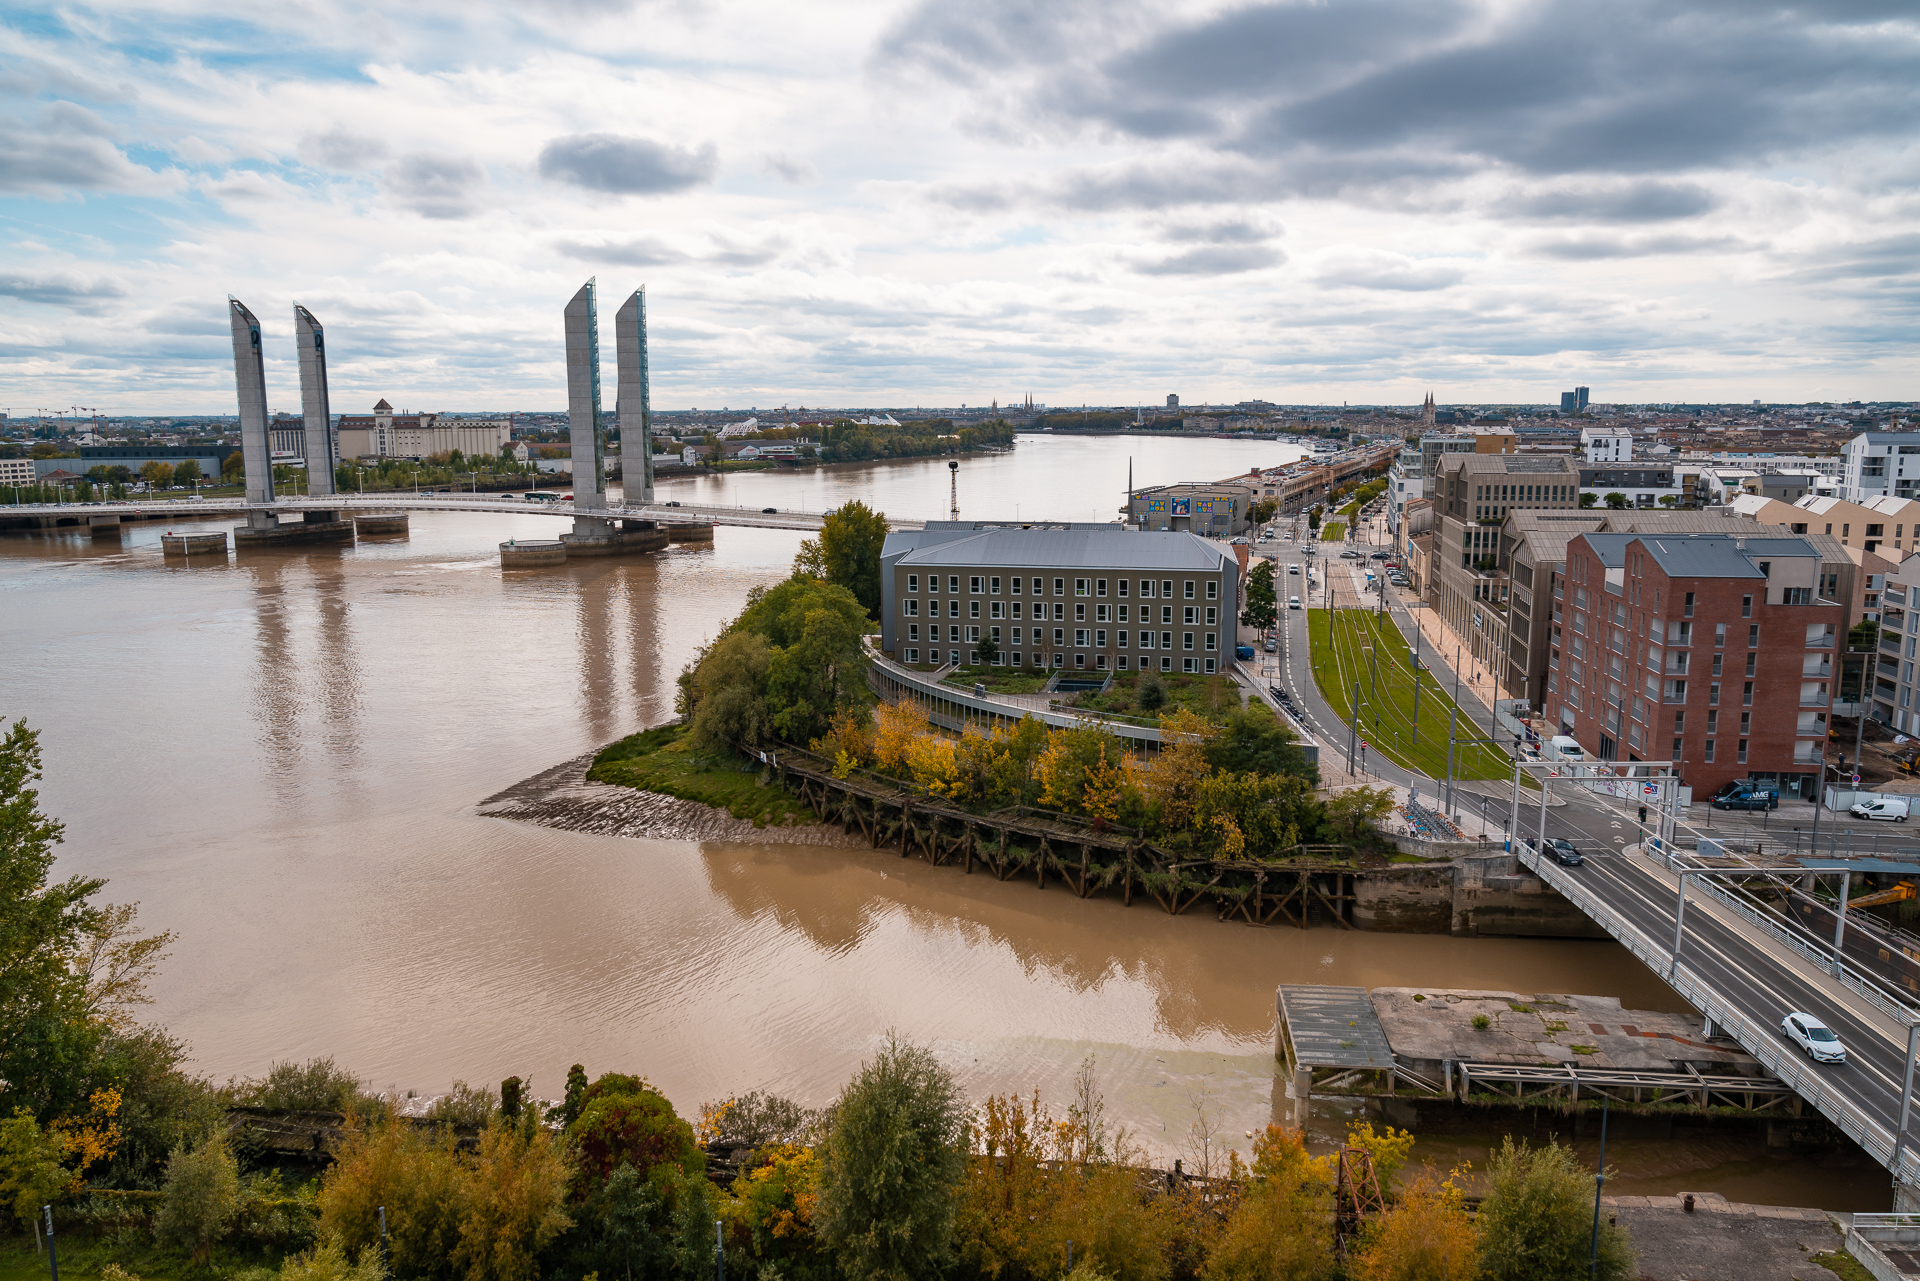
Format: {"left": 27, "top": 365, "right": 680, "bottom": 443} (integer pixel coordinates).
{"left": 2, "top": 435, "right": 1885, "bottom": 1207}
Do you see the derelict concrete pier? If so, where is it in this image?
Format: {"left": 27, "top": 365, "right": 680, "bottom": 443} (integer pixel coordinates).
{"left": 352, "top": 513, "right": 409, "bottom": 536}
{"left": 162, "top": 531, "right": 229, "bottom": 556}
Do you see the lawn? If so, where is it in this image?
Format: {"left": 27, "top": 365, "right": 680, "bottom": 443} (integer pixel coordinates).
{"left": 1067, "top": 670, "right": 1244, "bottom": 723}
{"left": 587, "top": 722, "right": 817, "bottom": 827}
{"left": 1321, "top": 521, "right": 1346, "bottom": 541}
{"left": 938, "top": 665, "right": 1051, "bottom": 694}
{"left": 1307, "top": 609, "right": 1516, "bottom": 782}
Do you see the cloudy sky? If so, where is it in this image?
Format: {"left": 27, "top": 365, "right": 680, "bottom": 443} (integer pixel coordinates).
{"left": 2, "top": 0, "right": 1916, "bottom": 414}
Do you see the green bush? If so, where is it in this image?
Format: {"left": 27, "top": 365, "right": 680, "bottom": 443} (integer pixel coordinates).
{"left": 280, "top": 1237, "right": 386, "bottom": 1281}
{"left": 567, "top": 1074, "right": 704, "bottom": 1186}
{"left": 1477, "top": 1137, "right": 1633, "bottom": 1281}
{"left": 154, "top": 1135, "right": 240, "bottom": 1265}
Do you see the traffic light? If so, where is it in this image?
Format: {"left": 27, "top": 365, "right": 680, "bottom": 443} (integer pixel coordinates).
{"left": 1638, "top": 805, "right": 1648, "bottom": 824}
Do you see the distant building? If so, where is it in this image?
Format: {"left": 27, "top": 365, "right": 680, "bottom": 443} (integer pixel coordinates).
{"left": 1167, "top": 394, "right": 1180, "bottom": 408}
{"left": 1579, "top": 466, "right": 1684, "bottom": 509}
{"left": 879, "top": 522, "right": 1238, "bottom": 675}
{"left": 76, "top": 444, "right": 238, "bottom": 478}
{"left": 336, "top": 399, "right": 512, "bottom": 460}
{"left": 1126, "top": 481, "right": 1256, "bottom": 536}
{"left": 1840, "top": 432, "right": 1920, "bottom": 502}
{"left": 1559, "top": 387, "right": 1591, "bottom": 414}
{"left": 1581, "top": 427, "right": 1633, "bottom": 463}
{"left": 0, "top": 458, "right": 36, "bottom": 486}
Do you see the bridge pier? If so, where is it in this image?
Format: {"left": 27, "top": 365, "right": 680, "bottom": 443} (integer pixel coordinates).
{"left": 560, "top": 516, "right": 668, "bottom": 557}
{"left": 233, "top": 515, "right": 355, "bottom": 548}
{"left": 162, "top": 531, "right": 229, "bottom": 557}
{"left": 352, "top": 513, "right": 409, "bottom": 536}
{"left": 88, "top": 513, "right": 123, "bottom": 538}
{"left": 665, "top": 522, "right": 714, "bottom": 544}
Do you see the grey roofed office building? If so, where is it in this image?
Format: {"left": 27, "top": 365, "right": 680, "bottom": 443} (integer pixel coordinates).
{"left": 879, "top": 522, "right": 1240, "bottom": 675}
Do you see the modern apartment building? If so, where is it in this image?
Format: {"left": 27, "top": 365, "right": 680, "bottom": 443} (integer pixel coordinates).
{"left": 1869, "top": 557, "right": 1920, "bottom": 731}
{"left": 1493, "top": 510, "right": 1856, "bottom": 709}
{"left": 1386, "top": 433, "right": 1482, "bottom": 536}
{"left": 1579, "top": 465, "right": 1684, "bottom": 509}
{"left": 1545, "top": 532, "right": 1842, "bottom": 798}
{"left": 1581, "top": 427, "right": 1632, "bottom": 462}
{"left": 1428, "top": 455, "right": 1581, "bottom": 671}
{"left": 1731, "top": 494, "right": 1920, "bottom": 557}
{"left": 1841, "top": 432, "right": 1920, "bottom": 503}
{"left": 878, "top": 522, "right": 1240, "bottom": 674}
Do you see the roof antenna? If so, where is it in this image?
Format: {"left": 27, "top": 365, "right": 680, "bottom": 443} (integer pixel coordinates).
{"left": 949, "top": 459, "right": 960, "bottom": 521}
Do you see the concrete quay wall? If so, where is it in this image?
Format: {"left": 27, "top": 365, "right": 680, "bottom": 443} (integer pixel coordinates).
{"left": 1353, "top": 842, "right": 1609, "bottom": 938}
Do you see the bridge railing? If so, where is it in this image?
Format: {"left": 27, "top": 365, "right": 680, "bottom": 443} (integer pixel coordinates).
{"left": 1517, "top": 843, "right": 1920, "bottom": 1185}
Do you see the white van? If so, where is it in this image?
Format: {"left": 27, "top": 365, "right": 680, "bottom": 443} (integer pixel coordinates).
{"left": 1549, "top": 735, "right": 1586, "bottom": 762}
{"left": 1851, "top": 796, "right": 1912, "bottom": 823}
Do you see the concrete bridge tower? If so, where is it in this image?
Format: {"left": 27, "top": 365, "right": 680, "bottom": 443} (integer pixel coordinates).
{"left": 615, "top": 287, "right": 655, "bottom": 505}
{"left": 564, "top": 279, "right": 609, "bottom": 521}
{"left": 228, "top": 297, "right": 278, "bottom": 529}
{"left": 293, "top": 304, "right": 339, "bottom": 498}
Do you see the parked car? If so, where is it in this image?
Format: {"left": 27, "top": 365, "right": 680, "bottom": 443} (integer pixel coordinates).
{"left": 1781, "top": 1012, "right": 1847, "bottom": 1064}
{"left": 1712, "top": 781, "right": 1780, "bottom": 811}
{"left": 1851, "top": 796, "right": 1911, "bottom": 822}
{"left": 1235, "top": 644, "right": 1255, "bottom": 660}
{"left": 1263, "top": 638, "right": 1277, "bottom": 652}
{"left": 664, "top": 500, "right": 681, "bottom": 507}
{"left": 1369, "top": 551, "right": 1391, "bottom": 560}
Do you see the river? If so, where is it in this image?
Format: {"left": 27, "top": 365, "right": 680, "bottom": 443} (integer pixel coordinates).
{"left": 4, "top": 434, "right": 1879, "bottom": 1206}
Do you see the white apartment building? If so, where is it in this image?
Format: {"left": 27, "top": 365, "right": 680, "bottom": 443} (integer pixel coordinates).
{"left": 1580, "top": 427, "right": 1633, "bottom": 463}
{"left": 1841, "top": 432, "right": 1920, "bottom": 503}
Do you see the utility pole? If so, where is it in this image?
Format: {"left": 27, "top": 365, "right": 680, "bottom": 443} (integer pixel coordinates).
{"left": 1445, "top": 703, "right": 1459, "bottom": 815}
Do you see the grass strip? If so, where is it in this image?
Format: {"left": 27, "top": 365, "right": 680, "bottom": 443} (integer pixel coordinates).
{"left": 587, "top": 722, "right": 816, "bottom": 828}
{"left": 1321, "top": 521, "right": 1346, "bottom": 541}
{"left": 1307, "top": 608, "right": 1515, "bottom": 782}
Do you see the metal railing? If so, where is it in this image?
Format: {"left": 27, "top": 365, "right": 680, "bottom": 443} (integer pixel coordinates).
{"left": 1516, "top": 843, "right": 1920, "bottom": 1185}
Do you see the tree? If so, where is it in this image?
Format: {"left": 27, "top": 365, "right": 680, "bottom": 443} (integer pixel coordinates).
{"left": 222, "top": 450, "right": 245, "bottom": 481}
{"left": 1577, "top": 491, "right": 1598, "bottom": 508}
{"left": 1250, "top": 499, "right": 1279, "bottom": 525}
{"left": 1206, "top": 706, "right": 1312, "bottom": 782}
{"left": 154, "top": 1134, "right": 240, "bottom": 1266}
{"left": 454, "top": 1113, "right": 575, "bottom": 1281}
{"left": 0, "top": 719, "right": 105, "bottom": 1122}
{"left": 1348, "top": 1169, "right": 1478, "bottom": 1281}
{"left": 1242, "top": 561, "right": 1277, "bottom": 632}
{"left": 1602, "top": 492, "right": 1628, "bottom": 510}
{"left": 1307, "top": 506, "right": 1322, "bottom": 533}
{"left": 1326, "top": 785, "right": 1395, "bottom": 841}
{"left": 794, "top": 499, "right": 891, "bottom": 618}
{"left": 0, "top": 1110, "right": 69, "bottom": 1245}
{"left": 973, "top": 634, "right": 1000, "bottom": 667}
{"left": 1476, "top": 1137, "right": 1633, "bottom": 1281}
{"left": 767, "top": 603, "right": 869, "bottom": 743}
{"left": 817, "top": 1034, "right": 967, "bottom": 1281}
{"left": 174, "top": 458, "right": 203, "bottom": 484}
{"left": 1203, "top": 1127, "right": 1334, "bottom": 1281}
{"left": 684, "top": 632, "right": 775, "bottom": 753}
{"left": 1135, "top": 672, "right": 1168, "bottom": 713}
{"left": 566, "top": 1072, "right": 704, "bottom": 1185}
{"left": 140, "top": 460, "right": 175, "bottom": 489}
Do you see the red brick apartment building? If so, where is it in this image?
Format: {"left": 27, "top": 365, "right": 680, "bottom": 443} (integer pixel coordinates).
{"left": 1545, "top": 532, "right": 1843, "bottom": 798}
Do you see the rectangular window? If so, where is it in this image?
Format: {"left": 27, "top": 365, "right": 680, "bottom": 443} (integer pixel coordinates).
{"left": 990, "top": 576, "right": 1000, "bottom": 594}
{"left": 970, "top": 576, "right": 982, "bottom": 594}
{"left": 950, "top": 626, "right": 960, "bottom": 642}
{"left": 1097, "top": 579, "right": 1108, "bottom": 597}
{"left": 1012, "top": 628, "right": 1023, "bottom": 645}
{"left": 1715, "top": 623, "right": 1726, "bottom": 648}
{"left": 1012, "top": 602, "right": 1023, "bottom": 619}
{"left": 1163, "top": 580, "right": 1174, "bottom": 599}
{"left": 1704, "top": 739, "right": 1716, "bottom": 762}
{"left": 1207, "top": 581, "right": 1219, "bottom": 599}
{"left": 1205, "top": 633, "right": 1216, "bottom": 650}
{"left": 1118, "top": 631, "right": 1129, "bottom": 648}
{"left": 949, "top": 576, "right": 960, "bottom": 593}
{"left": 1075, "top": 629, "right": 1088, "bottom": 647}
{"left": 1054, "top": 578, "right": 1066, "bottom": 596}
{"left": 1184, "top": 607, "right": 1197, "bottom": 625}
{"left": 1183, "top": 657, "right": 1197, "bottom": 673}
{"left": 1075, "top": 603, "right": 1086, "bottom": 622}
{"left": 1684, "top": 592, "right": 1695, "bottom": 617}
{"left": 907, "top": 574, "right": 918, "bottom": 593}
{"left": 1096, "top": 654, "right": 1108, "bottom": 670}
{"left": 1183, "top": 632, "right": 1195, "bottom": 650}
{"left": 1118, "top": 579, "right": 1129, "bottom": 597}
{"left": 1206, "top": 607, "right": 1217, "bottom": 626}
{"left": 1162, "top": 606, "right": 1174, "bottom": 624}
{"left": 991, "top": 601, "right": 1003, "bottom": 619}
{"left": 1118, "top": 605, "right": 1129, "bottom": 623}
{"left": 1707, "top": 709, "right": 1718, "bottom": 733}
{"left": 1737, "top": 739, "right": 1748, "bottom": 764}
{"left": 908, "top": 624, "right": 919, "bottom": 642}
{"left": 970, "top": 601, "right": 980, "bottom": 619}
{"left": 1783, "top": 587, "right": 1812, "bottom": 605}
{"left": 1140, "top": 580, "right": 1154, "bottom": 598}
{"left": 1096, "top": 604, "right": 1110, "bottom": 622}
{"left": 1053, "top": 628, "right": 1065, "bottom": 646}
{"left": 1672, "top": 738, "right": 1683, "bottom": 760}
{"left": 966, "top": 626, "right": 979, "bottom": 643}
{"left": 1743, "top": 681, "right": 1754, "bottom": 706}
{"left": 1745, "top": 652, "right": 1756, "bottom": 676}
{"left": 1712, "top": 654, "right": 1722, "bottom": 677}
{"left": 952, "top": 650, "right": 961, "bottom": 665}
{"left": 905, "top": 649, "right": 918, "bottom": 663}
{"left": 1096, "top": 630, "right": 1107, "bottom": 647}
{"left": 1054, "top": 603, "right": 1065, "bottom": 620}
{"left": 1076, "top": 578, "right": 1090, "bottom": 596}
{"left": 1709, "top": 683, "right": 1720, "bottom": 705}
{"left": 904, "top": 599, "right": 919, "bottom": 616}
{"left": 1750, "top": 624, "right": 1760, "bottom": 648}
{"left": 1184, "top": 580, "right": 1196, "bottom": 599}
{"left": 1742, "top": 595, "right": 1752, "bottom": 618}
{"left": 1162, "top": 631, "right": 1173, "bottom": 650}
{"left": 1161, "top": 656, "right": 1172, "bottom": 671}
{"left": 1011, "top": 577, "right": 1022, "bottom": 594}
{"left": 1118, "top": 655, "right": 1129, "bottom": 669}
{"left": 1139, "top": 631, "right": 1152, "bottom": 649}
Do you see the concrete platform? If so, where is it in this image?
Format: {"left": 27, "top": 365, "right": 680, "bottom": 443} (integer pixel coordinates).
{"left": 500, "top": 539, "right": 567, "bottom": 568}
{"left": 665, "top": 522, "right": 715, "bottom": 543}
{"left": 161, "top": 531, "right": 228, "bottom": 557}
{"left": 1373, "top": 987, "right": 1759, "bottom": 1076}
{"left": 561, "top": 525, "right": 670, "bottom": 556}
{"left": 352, "top": 512, "right": 409, "bottom": 535}
{"left": 233, "top": 518, "right": 355, "bottom": 548}
{"left": 88, "top": 513, "right": 123, "bottom": 537}
{"left": 1606, "top": 1192, "right": 1846, "bottom": 1281}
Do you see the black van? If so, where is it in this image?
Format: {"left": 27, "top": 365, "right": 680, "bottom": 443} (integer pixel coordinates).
{"left": 1712, "top": 781, "right": 1780, "bottom": 811}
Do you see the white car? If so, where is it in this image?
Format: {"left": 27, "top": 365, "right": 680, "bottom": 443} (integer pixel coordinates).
{"left": 1781, "top": 1012, "right": 1847, "bottom": 1064}
{"left": 1288, "top": 596, "right": 1302, "bottom": 609}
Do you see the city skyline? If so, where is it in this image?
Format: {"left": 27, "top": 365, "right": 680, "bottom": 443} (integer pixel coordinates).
{"left": 1, "top": 0, "right": 1916, "bottom": 413}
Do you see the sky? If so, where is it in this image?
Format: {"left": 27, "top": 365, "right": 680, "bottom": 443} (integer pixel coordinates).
{"left": 1, "top": 0, "right": 1917, "bottom": 415}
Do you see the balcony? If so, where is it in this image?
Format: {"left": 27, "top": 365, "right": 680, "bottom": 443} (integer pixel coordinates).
{"left": 1803, "top": 659, "right": 1833, "bottom": 679}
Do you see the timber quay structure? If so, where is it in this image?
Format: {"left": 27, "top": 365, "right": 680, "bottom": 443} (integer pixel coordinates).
{"left": 771, "top": 745, "right": 1369, "bottom": 926}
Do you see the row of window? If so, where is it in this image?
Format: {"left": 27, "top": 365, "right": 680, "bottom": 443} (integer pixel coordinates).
{"left": 904, "top": 650, "right": 1217, "bottom": 674}
{"left": 902, "top": 599, "right": 1216, "bottom": 624}
{"left": 904, "top": 574, "right": 1217, "bottom": 601}
{"left": 905, "top": 624, "right": 1217, "bottom": 651}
